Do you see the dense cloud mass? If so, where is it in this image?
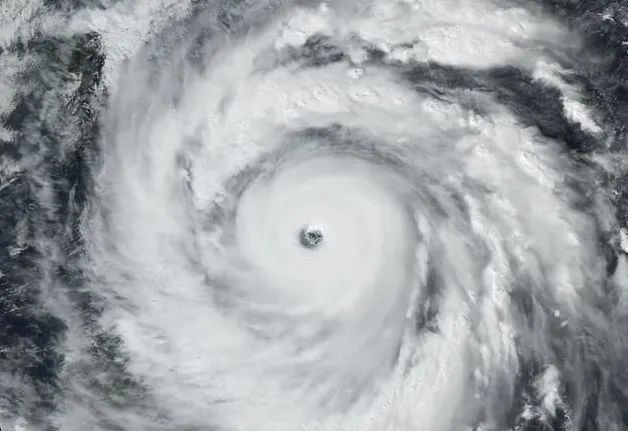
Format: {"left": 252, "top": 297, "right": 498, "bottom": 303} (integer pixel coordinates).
{"left": 1, "top": 1, "right": 628, "bottom": 430}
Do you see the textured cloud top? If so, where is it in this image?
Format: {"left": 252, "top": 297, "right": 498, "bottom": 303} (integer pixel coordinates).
{"left": 1, "top": 1, "right": 628, "bottom": 430}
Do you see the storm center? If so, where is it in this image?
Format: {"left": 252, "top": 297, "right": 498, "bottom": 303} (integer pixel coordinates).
{"left": 300, "top": 225, "right": 324, "bottom": 249}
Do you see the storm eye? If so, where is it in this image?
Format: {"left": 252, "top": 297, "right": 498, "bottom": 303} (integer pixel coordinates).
{"left": 300, "top": 225, "right": 324, "bottom": 249}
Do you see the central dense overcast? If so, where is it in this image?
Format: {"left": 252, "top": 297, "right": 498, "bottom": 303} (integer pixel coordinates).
{"left": 1, "top": 1, "right": 628, "bottom": 430}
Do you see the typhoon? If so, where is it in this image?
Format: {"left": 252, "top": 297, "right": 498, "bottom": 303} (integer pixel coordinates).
{"left": 1, "top": 1, "right": 628, "bottom": 430}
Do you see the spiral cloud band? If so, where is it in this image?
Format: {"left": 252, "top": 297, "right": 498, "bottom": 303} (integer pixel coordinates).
{"left": 1, "top": 1, "right": 628, "bottom": 430}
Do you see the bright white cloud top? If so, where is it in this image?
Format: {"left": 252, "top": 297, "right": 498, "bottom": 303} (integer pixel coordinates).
{"left": 1, "top": 1, "right": 627, "bottom": 430}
